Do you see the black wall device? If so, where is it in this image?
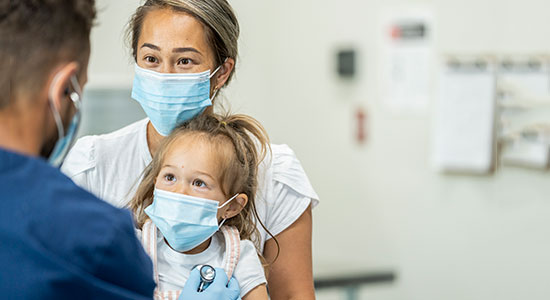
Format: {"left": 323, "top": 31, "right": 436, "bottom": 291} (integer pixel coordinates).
{"left": 337, "top": 49, "right": 356, "bottom": 78}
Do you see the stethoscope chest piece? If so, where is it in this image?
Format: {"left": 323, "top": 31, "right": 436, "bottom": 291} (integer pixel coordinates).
{"left": 196, "top": 264, "right": 216, "bottom": 292}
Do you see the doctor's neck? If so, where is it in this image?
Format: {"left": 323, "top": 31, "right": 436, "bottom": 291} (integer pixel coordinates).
{"left": 0, "top": 100, "right": 45, "bottom": 157}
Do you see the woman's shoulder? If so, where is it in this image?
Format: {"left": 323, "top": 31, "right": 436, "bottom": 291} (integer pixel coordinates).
{"left": 62, "top": 118, "right": 149, "bottom": 176}
{"left": 251, "top": 144, "right": 319, "bottom": 240}
{"left": 262, "top": 143, "right": 319, "bottom": 204}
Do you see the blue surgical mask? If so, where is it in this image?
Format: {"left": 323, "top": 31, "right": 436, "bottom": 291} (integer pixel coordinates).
{"left": 145, "top": 188, "right": 238, "bottom": 252}
{"left": 131, "top": 64, "right": 223, "bottom": 136}
{"left": 48, "top": 75, "right": 82, "bottom": 168}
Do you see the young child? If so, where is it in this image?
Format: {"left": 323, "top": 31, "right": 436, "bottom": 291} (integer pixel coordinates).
{"left": 128, "top": 113, "right": 272, "bottom": 300}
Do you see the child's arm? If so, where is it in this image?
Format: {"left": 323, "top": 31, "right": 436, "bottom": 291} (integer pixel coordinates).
{"left": 242, "top": 283, "right": 268, "bottom": 300}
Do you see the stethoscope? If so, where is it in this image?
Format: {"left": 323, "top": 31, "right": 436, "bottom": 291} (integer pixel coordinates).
{"left": 194, "top": 264, "right": 216, "bottom": 292}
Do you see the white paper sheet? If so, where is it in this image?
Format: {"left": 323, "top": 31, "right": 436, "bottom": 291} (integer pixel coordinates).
{"left": 498, "top": 59, "right": 550, "bottom": 102}
{"left": 379, "top": 7, "right": 434, "bottom": 114}
{"left": 501, "top": 138, "right": 550, "bottom": 169}
{"left": 433, "top": 60, "right": 497, "bottom": 173}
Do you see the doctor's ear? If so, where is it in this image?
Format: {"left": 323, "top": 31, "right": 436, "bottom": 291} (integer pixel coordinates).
{"left": 212, "top": 57, "right": 235, "bottom": 90}
{"left": 222, "top": 193, "right": 248, "bottom": 219}
{"left": 48, "top": 62, "right": 79, "bottom": 110}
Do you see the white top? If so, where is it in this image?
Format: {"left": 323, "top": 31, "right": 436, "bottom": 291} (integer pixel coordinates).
{"left": 156, "top": 231, "right": 265, "bottom": 298}
{"left": 62, "top": 118, "right": 319, "bottom": 252}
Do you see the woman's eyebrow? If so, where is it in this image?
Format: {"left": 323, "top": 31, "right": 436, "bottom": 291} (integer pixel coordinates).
{"left": 172, "top": 47, "right": 201, "bottom": 54}
{"left": 140, "top": 43, "right": 161, "bottom": 51}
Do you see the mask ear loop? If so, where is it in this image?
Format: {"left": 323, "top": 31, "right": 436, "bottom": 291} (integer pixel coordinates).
{"left": 211, "top": 89, "right": 220, "bottom": 100}
{"left": 217, "top": 193, "right": 240, "bottom": 227}
{"left": 208, "top": 57, "right": 229, "bottom": 79}
{"left": 209, "top": 57, "right": 230, "bottom": 99}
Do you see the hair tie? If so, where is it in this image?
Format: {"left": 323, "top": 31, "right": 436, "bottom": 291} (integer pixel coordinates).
{"left": 221, "top": 121, "right": 227, "bottom": 126}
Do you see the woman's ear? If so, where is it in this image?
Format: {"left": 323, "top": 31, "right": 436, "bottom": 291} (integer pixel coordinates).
{"left": 213, "top": 57, "right": 235, "bottom": 90}
{"left": 223, "top": 193, "right": 248, "bottom": 219}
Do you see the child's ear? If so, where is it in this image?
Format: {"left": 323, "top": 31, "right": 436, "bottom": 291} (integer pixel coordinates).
{"left": 223, "top": 193, "right": 248, "bottom": 219}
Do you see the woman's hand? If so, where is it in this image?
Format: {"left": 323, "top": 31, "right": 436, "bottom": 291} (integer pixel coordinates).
{"left": 179, "top": 267, "right": 241, "bottom": 300}
{"left": 264, "top": 205, "right": 315, "bottom": 300}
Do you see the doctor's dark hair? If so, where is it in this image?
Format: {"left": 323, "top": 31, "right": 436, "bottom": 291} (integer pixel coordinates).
{"left": 128, "top": 113, "right": 280, "bottom": 265}
{"left": 126, "top": 0, "right": 239, "bottom": 85}
{"left": 0, "top": 0, "right": 96, "bottom": 108}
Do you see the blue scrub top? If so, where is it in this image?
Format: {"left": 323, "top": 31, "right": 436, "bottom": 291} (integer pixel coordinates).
{"left": 0, "top": 148, "right": 156, "bottom": 299}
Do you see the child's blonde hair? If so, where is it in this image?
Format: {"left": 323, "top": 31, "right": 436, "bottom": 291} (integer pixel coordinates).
{"left": 128, "top": 113, "right": 277, "bottom": 259}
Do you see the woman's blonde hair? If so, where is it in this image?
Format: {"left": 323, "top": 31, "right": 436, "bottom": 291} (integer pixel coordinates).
{"left": 128, "top": 113, "right": 278, "bottom": 261}
{"left": 125, "top": 0, "right": 239, "bottom": 85}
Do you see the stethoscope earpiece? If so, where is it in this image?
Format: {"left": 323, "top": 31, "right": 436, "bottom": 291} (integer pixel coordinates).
{"left": 69, "top": 91, "right": 80, "bottom": 102}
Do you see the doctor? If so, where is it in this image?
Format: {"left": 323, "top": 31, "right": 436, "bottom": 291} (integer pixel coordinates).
{"left": 0, "top": 1, "right": 239, "bottom": 299}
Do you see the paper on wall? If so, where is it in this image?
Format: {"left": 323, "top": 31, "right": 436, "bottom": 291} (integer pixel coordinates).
{"left": 498, "top": 58, "right": 550, "bottom": 103}
{"left": 379, "top": 7, "right": 434, "bottom": 114}
{"left": 433, "top": 59, "right": 497, "bottom": 174}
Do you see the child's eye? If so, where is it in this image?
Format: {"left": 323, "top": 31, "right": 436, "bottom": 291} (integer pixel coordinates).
{"left": 192, "top": 179, "right": 207, "bottom": 188}
{"left": 164, "top": 174, "right": 176, "bottom": 182}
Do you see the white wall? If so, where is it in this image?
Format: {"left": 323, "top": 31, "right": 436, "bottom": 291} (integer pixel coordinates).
{"left": 87, "top": 0, "right": 139, "bottom": 89}
{"left": 88, "top": 1, "right": 550, "bottom": 299}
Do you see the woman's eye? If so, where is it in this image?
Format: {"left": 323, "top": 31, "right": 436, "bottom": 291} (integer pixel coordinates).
{"left": 177, "top": 58, "right": 192, "bottom": 65}
{"left": 145, "top": 56, "right": 158, "bottom": 64}
{"left": 192, "top": 179, "right": 207, "bottom": 188}
{"left": 164, "top": 174, "right": 176, "bottom": 182}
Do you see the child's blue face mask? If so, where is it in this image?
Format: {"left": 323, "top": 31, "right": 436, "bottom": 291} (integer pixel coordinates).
{"left": 131, "top": 64, "right": 223, "bottom": 136}
{"left": 145, "top": 188, "right": 238, "bottom": 252}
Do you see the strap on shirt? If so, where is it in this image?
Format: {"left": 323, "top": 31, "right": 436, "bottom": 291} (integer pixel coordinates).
{"left": 220, "top": 225, "right": 241, "bottom": 283}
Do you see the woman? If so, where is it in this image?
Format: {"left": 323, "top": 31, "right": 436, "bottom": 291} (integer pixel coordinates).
{"left": 62, "top": 1, "right": 319, "bottom": 299}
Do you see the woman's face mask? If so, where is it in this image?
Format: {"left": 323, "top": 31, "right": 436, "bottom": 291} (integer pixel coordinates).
{"left": 131, "top": 64, "right": 222, "bottom": 136}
